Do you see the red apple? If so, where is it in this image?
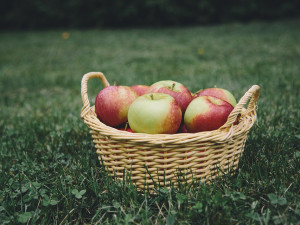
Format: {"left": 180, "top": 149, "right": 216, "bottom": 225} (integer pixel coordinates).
{"left": 194, "top": 87, "right": 237, "bottom": 107}
{"left": 147, "top": 80, "right": 193, "bottom": 113}
{"left": 128, "top": 93, "right": 182, "bottom": 134}
{"left": 131, "top": 85, "right": 150, "bottom": 96}
{"left": 95, "top": 86, "right": 138, "bottom": 127}
{"left": 184, "top": 96, "right": 234, "bottom": 132}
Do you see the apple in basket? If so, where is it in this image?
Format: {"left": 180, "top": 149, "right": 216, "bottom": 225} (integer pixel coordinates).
{"left": 184, "top": 96, "right": 234, "bottom": 132}
{"left": 131, "top": 85, "right": 150, "bottom": 96}
{"left": 194, "top": 87, "right": 237, "bottom": 107}
{"left": 128, "top": 93, "right": 182, "bottom": 134}
{"left": 147, "top": 80, "right": 193, "bottom": 113}
{"left": 95, "top": 86, "right": 138, "bottom": 127}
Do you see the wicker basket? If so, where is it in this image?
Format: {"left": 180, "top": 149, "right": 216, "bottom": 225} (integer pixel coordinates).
{"left": 81, "top": 72, "right": 260, "bottom": 190}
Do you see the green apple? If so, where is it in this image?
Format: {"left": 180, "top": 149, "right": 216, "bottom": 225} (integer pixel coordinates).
{"left": 128, "top": 93, "right": 182, "bottom": 134}
{"left": 147, "top": 80, "right": 193, "bottom": 113}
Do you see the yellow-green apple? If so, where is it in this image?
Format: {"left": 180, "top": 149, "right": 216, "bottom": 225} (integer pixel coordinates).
{"left": 128, "top": 93, "right": 182, "bottom": 134}
{"left": 147, "top": 80, "right": 193, "bottom": 113}
{"left": 95, "top": 86, "right": 138, "bottom": 127}
{"left": 194, "top": 88, "right": 237, "bottom": 106}
{"left": 131, "top": 85, "right": 149, "bottom": 96}
{"left": 184, "top": 96, "right": 234, "bottom": 132}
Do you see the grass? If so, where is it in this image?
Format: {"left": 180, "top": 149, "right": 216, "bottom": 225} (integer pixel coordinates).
{"left": 0, "top": 19, "right": 300, "bottom": 224}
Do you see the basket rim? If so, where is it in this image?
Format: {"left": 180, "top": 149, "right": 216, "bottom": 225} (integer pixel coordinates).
{"left": 82, "top": 105, "right": 257, "bottom": 144}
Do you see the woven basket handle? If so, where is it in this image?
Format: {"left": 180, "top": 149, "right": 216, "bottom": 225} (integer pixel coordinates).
{"left": 221, "top": 85, "right": 260, "bottom": 128}
{"left": 81, "top": 72, "right": 110, "bottom": 118}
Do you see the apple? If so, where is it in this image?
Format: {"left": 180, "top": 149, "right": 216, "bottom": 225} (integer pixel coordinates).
{"left": 147, "top": 80, "right": 193, "bottom": 113}
{"left": 184, "top": 96, "right": 234, "bottom": 132}
{"left": 131, "top": 85, "right": 150, "bottom": 96}
{"left": 95, "top": 86, "right": 138, "bottom": 127}
{"left": 128, "top": 93, "right": 182, "bottom": 134}
{"left": 194, "top": 87, "right": 237, "bottom": 107}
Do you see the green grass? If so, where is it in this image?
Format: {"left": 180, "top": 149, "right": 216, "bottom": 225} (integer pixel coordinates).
{"left": 1, "top": 19, "right": 300, "bottom": 224}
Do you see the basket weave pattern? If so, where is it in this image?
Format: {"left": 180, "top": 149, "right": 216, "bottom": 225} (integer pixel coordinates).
{"left": 81, "top": 72, "right": 260, "bottom": 190}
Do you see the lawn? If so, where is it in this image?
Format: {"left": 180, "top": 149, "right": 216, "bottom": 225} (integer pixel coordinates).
{"left": 0, "top": 19, "right": 299, "bottom": 224}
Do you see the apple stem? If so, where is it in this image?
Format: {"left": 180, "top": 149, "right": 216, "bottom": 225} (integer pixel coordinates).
{"left": 150, "top": 94, "right": 154, "bottom": 100}
{"left": 124, "top": 122, "right": 128, "bottom": 131}
{"left": 114, "top": 81, "right": 116, "bottom": 86}
{"left": 171, "top": 83, "right": 175, "bottom": 91}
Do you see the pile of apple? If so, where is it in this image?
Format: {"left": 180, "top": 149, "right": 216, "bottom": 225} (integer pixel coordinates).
{"left": 95, "top": 80, "right": 237, "bottom": 134}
